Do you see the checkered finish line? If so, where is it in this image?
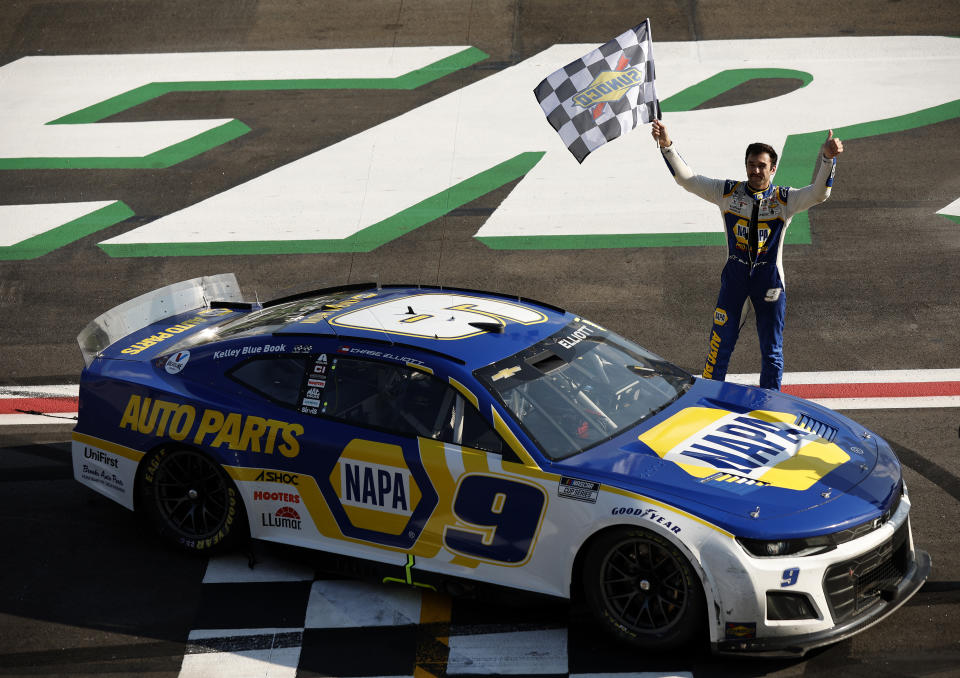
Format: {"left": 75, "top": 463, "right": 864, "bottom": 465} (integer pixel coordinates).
{"left": 534, "top": 19, "right": 660, "bottom": 163}
{"left": 179, "top": 551, "right": 694, "bottom": 678}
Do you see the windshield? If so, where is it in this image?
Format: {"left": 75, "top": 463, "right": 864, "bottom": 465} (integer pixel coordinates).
{"left": 476, "top": 320, "right": 692, "bottom": 460}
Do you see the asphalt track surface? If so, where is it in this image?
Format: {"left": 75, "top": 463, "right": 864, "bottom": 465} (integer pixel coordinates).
{"left": 2, "top": 1, "right": 960, "bottom": 676}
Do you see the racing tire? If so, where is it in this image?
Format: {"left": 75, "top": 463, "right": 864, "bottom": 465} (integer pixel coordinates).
{"left": 582, "top": 527, "right": 705, "bottom": 650}
{"left": 138, "top": 446, "right": 246, "bottom": 554}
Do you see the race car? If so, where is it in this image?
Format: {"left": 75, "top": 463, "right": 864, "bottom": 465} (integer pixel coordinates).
{"left": 72, "top": 273, "right": 930, "bottom": 656}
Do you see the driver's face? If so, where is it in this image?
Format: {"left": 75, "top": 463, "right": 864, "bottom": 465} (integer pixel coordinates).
{"left": 745, "top": 152, "right": 776, "bottom": 191}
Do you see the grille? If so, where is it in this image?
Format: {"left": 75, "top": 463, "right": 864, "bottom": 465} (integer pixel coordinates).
{"left": 823, "top": 520, "right": 909, "bottom": 623}
{"left": 794, "top": 413, "right": 838, "bottom": 442}
{"left": 831, "top": 481, "right": 904, "bottom": 546}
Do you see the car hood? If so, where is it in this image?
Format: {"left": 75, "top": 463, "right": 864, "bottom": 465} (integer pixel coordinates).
{"left": 558, "top": 378, "right": 901, "bottom": 537}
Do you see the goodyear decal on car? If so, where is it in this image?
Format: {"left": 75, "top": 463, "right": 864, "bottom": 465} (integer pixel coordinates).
{"left": 638, "top": 407, "right": 849, "bottom": 491}
{"left": 118, "top": 394, "right": 303, "bottom": 457}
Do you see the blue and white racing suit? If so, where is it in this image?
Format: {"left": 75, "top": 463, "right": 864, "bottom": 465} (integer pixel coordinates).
{"left": 660, "top": 144, "right": 836, "bottom": 390}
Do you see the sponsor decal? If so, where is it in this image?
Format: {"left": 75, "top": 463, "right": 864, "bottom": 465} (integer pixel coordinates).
{"left": 252, "top": 490, "right": 300, "bottom": 504}
{"left": 120, "top": 309, "right": 232, "bottom": 355}
{"left": 340, "top": 459, "right": 413, "bottom": 515}
{"left": 307, "top": 378, "right": 326, "bottom": 388}
{"left": 558, "top": 476, "right": 599, "bottom": 503}
{"left": 301, "top": 397, "right": 321, "bottom": 408}
{"left": 610, "top": 505, "right": 682, "bottom": 534}
{"left": 119, "top": 394, "right": 303, "bottom": 457}
{"left": 305, "top": 387, "right": 322, "bottom": 399}
{"left": 714, "top": 308, "right": 728, "bottom": 327}
{"left": 261, "top": 506, "right": 302, "bottom": 530}
{"left": 80, "top": 464, "right": 125, "bottom": 491}
{"left": 703, "top": 331, "right": 722, "bottom": 378}
{"left": 83, "top": 446, "right": 119, "bottom": 468}
{"left": 571, "top": 66, "right": 643, "bottom": 108}
{"left": 491, "top": 365, "right": 521, "bottom": 381}
{"left": 164, "top": 350, "right": 190, "bottom": 374}
{"left": 213, "top": 344, "right": 291, "bottom": 359}
{"left": 764, "top": 288, "right": 782, "bottom": 302}
{"left": 725, "top": 622, "right": 757, "bottom": 639}
{"left": 254, "top": 470, "right": 299, "bottom": 485}
{"left": 556, "top": 324, "right": 596, "bottom": 350}
{"left": 639, "top": 407, "right": 850, "bottom": 491}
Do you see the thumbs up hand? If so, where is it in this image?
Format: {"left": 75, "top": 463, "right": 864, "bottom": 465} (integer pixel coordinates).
{"left": 822, "top": 129, "right": 844, "bottom": 159}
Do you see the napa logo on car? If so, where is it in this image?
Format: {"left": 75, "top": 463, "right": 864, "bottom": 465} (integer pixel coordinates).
{"left": 638, "top": 407, "right": 850, "bottom": 491}
{"left": 329, "top": 439, "right": 423, "bottom": 536}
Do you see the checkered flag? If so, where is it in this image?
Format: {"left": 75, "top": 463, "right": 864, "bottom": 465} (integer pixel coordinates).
{"left": 534, "top": 20, "right": 660, "bottom": 163}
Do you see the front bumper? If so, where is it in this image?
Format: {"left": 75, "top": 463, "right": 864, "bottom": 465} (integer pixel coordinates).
{"left": 713, "top": 548, "right": 931, "bottom": 656}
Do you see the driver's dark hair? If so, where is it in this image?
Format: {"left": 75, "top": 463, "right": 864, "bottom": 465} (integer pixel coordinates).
{"left": 744, "top": 142, "right": 778, "bottom": 167}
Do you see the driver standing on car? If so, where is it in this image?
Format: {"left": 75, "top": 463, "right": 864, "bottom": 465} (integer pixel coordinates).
{"left": 651, "top": 120, "right": 843, "bottom": 390}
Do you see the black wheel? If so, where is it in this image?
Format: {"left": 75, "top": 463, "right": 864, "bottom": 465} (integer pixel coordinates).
{"left": 139, "top": 447, "right": 246, "bottom": 553}
{"left": 582, "top": 527, "right": 705, "bottom": 650}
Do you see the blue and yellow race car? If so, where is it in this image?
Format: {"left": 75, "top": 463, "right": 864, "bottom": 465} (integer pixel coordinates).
{"left": 72, "top": 274, "right": 929, "bottom": 656}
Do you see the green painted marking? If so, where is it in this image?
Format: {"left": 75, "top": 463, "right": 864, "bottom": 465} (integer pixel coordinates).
{"left": 51, "top": 47, "right": 488, "bottom": 125}
{"left": 0, "top": 201, "right": 134, "bottom": 260}
{"left": 99, "top": 152, "right": 545, "bottom": 257}
{"left": 779, "top": 98, "right": 960, "bottom": 243}
{"left": 485, "top": 98, "right": 960, "bottom": 251}
{"left": 660, "top": 68, "right": 813, "bottom": 113}
{"left": 1, "top": 119, "right": 250, "bottom": 170}
{"left": 479, "top": 231, "right": 725, "bottom": 250}
{"left": 0, "top": 47, "right": 488, "bottom": 170}
{"left": 381, "top": 553, "right": 436, "bottom": 590}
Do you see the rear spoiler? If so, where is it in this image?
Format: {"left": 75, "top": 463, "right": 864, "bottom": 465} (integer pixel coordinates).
{"left": 77, "top": 273, "right": 243, "bottom": 367}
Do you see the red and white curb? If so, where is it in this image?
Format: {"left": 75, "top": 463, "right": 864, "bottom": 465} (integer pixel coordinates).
{"left": 2, "top": 369, "right": 959, "bottom": 426}
{"left": 726, "top": 368, "right": 960, "bottom": 410}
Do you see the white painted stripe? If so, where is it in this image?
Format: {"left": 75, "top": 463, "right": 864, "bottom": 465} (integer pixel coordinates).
{"left": 304, "top": 580, "right": 422, "bottom": 628}
{"left": 0, "top": 202, "right": 116, "bottom": 246}
{"left": 804, "top": 396, "right": 960, "bottom": 410}
{"left": 202, "top": 552, "right": 315, "bottom": 584}
{"left": 0, "top": 412, "right": 77, "bottom": 425}
{"left": 447, "top": 628, "right": 567, "bottom": 675}
{"left": 0, "top": 384, "right": 79, "bottom": 398}
{"left": 937, "top": 197, "right": 960, "bottom": 217}
{"left": 180, "top": 628, "right": 301, "bottom": 678}
{"left": 728, "top": 369, "right": 960, "bottom": 384}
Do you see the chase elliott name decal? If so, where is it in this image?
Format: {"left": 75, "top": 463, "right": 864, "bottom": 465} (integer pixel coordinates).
{"left": 639, "top": 407, "right": 850, "bottom": 491}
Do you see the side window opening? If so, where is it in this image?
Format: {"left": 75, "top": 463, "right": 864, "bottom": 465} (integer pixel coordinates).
{"left": 325, "top": 358, "right": 504, "bottom": 454}
{"left": 228, "top": 354, "right": 312, "bottom": 406}
{"left": 231, "top": 352, "right": 506, "bottom": 456}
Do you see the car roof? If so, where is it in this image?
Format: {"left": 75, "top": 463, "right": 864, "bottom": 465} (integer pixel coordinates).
{"left": 221, "top": 284, "right": 575, "bottom": 368}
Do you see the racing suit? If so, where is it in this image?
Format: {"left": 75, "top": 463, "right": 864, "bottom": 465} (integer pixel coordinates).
{"left": 660, "top": 144, "right": 836, "bottom": 389}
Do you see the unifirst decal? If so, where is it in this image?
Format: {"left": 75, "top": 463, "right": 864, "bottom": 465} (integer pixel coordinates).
{"left": 639, "top": 407, "right": 850, "bottom": 491}
{"left": 119, "top": 394, "right": 302, "bottom": 457}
